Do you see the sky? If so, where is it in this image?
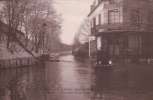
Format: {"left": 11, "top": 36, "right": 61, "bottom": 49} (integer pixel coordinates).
{"left": 53, "top": 0, "right": 94, "bottom": 45}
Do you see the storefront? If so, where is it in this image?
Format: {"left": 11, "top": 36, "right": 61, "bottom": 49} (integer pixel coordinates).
{"left": 96, "top": 31, "right": 153, "bottom": 61}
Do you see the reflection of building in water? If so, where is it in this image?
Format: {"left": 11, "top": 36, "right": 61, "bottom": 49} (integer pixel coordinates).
{"left": 0, "top": 63, "right": 47, "bottom": 100}
{"left": 88, "top": 0, "right": 153, "bottom": 61}
{"left": 91, "top": 68, "right": 112, "bottom": 100}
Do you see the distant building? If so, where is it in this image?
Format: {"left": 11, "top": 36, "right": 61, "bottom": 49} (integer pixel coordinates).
{"left": 88, "top": 0, "right": 153, "bottom": 61}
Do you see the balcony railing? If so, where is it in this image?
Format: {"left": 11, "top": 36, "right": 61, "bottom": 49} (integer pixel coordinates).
{"left": 91, "top": 22, "right": 153, "bottom": 35}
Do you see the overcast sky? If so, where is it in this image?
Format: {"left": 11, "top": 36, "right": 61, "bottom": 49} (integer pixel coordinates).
{"left": 53, "top": 0, "right": 93, "bottom": 45}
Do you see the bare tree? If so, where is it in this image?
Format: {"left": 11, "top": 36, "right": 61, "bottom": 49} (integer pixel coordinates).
{"left": 0, "top": 0, "right": 61, "bottom": 55}
{"left": 75, "top": 18, "right": 91, "bottom": 45}
{"left": 73, "top": 18, "right": 91, "bottom": 49}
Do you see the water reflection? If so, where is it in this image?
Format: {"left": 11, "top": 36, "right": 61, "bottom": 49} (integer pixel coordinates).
{"left": 46, "top": 55, "right": 93, "bottom": 100}
{"left": 91, "top": 64, "right": 153, "bottom": 100}
{"left": 91, "top": 66, "right": 127, "bottom": 100}
{"left": 1, "top": 56, "right": 153, "bottom": 100}
{"left": 0, "top": 63, "right": 47, "bottom": 100}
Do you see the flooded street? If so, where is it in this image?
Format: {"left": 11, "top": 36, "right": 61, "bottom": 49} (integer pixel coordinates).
{"left": 1, "top": 54, "right": 153, "bottom": 100}
{"left": 1, "top": 0, "right": 153, "bottom": 99}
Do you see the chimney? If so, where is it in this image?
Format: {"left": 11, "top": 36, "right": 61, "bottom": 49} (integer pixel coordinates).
{"left": 90, "top": 5, "right": 95, "bottom": 11}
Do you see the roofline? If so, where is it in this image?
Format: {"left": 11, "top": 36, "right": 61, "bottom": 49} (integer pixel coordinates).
{"left": 88, "top": 2, "right": 102, "bottom": 17}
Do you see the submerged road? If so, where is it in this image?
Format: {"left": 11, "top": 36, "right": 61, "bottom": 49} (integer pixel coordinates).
{"left": 0, "top": 54, "right": 153, "bottom": 100}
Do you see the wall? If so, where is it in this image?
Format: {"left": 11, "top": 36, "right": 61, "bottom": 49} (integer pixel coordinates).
{"left": 89, "top": 0, "right": 153, "bottom": 33}
{"left": 89, "top": 0, "right": 124, "bottom": 34}
{"left": 123, "top": 0, "right": 152, "bottom": 31}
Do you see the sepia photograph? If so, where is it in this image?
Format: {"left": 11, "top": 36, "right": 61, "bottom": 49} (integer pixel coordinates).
{"left": 0, "top": 0, "right": 153, "bottom": 100}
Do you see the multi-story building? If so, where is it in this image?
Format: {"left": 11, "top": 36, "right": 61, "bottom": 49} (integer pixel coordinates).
{"left": 88, "top": 0, "right": 153, "bottom": 61}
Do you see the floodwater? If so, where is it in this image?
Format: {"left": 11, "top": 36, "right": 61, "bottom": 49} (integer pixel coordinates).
{"left": 0, "top": 54, "right": 153, "bottom": 100}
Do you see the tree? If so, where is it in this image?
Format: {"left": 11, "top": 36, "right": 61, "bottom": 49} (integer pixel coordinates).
{"left": 0, "top": 0, "right": 61, "bottom": 55}
{"left": 73, "top": 18, "right": 91, "bottom": 57}
{"left": 74, "top": 18, "right": 91, "bottom": 45}
{"left": 73, "top": 18, "right": 91, "bottom": 50}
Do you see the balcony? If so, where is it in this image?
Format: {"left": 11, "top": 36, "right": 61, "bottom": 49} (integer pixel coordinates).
{"left": 91, "top": 23, "right": 124, "bottom": 34}
{"left": 91, "top": 22, "right": 153, "bottom": 36}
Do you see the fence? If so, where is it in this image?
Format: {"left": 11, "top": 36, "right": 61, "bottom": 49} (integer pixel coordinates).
{"left": 0, "top": 57, "right": 39, "bottom": 69}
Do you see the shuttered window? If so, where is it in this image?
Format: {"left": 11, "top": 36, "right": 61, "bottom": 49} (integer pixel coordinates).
{"left": 108, "top": 9, "right": 121, "bottom": 24}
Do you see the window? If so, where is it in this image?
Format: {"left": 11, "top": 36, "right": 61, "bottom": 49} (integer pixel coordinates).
{"left": 93, "top": 17, "right": 96, "bottom": 27}
{"left": 90, "top": 21, "right": 93, "bottom": 28}
{"left": 151, "top": 13, "right": 153, "bottom": 25}
{"left": 131, "top": 9, "right": 141, "bottom": 26}
{"left": 149, "top": 12, "right": 153, "bottom": 25}
{"left": 108, "top": 9, "right": 121, "bottom": 24}
{"left": 96, "top": 16, "right": 99, "bottom": 25}
{"left": 104, "top": 12, "right": 108, "bottom": 24}
{"left": 98, "top": 14, "right": 101, "bottom": 25}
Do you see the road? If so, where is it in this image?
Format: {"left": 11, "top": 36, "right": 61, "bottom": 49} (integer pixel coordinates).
{"left": 0, "top": 54, "right": 153, "bottom": 100}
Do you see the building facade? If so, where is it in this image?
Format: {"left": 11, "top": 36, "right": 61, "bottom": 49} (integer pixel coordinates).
{"left": 88, "top": 0, "right": 153, "bottom": 61}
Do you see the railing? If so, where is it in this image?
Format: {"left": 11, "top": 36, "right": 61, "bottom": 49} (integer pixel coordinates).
{"left": 0, "top": 57, "right": 39, "bottom": 69}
